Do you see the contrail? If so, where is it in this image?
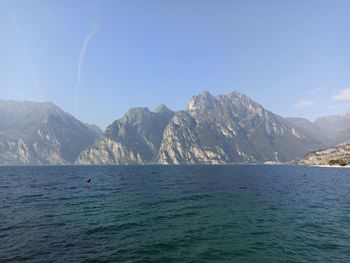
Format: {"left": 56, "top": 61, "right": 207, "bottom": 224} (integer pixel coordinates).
{"left": 74, "top": 26, "right": 98, "bottom": 114}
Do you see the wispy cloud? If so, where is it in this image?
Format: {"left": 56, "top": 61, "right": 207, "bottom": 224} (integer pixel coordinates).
{"left": 74, "top": 26, "right": 98, "bottom": 113}
{"left": 307, "top": 86, "right": 327, "bottom": 95}
{"left": 293, "top": 99, "right": 314, "bottom": 108}
{"left": 333, "top": 88, "right": 350, "bottom": 101}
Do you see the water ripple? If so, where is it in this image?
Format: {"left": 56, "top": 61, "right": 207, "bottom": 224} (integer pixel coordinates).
{"left": 0, "top": 165, "right": 350, "bottom": 262}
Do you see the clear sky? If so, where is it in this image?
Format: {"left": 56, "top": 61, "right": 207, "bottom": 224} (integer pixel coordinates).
{"left": 1, "top": 0, "right": 350, "bottom": 128}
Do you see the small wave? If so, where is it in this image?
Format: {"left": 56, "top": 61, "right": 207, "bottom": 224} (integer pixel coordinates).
{"left": 85, "top": 222, "right": 142, "bottom": 235}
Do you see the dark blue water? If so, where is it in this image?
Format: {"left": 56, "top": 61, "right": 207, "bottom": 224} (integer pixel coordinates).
{"left": 1, "top": 165, "right": 350, "bottom": 262}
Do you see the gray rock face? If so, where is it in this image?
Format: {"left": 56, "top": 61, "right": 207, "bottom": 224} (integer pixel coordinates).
{"left": 158, "top": 92, "right": 324, "bottom": 164}
{"left": 77, "top": 91, "right": 324, "bottom": 165}
{"left": 0, "top": 99, "right": 100, "bottom": 165}
{"left": 298, "top": 144, "right": 350, "bottom": 166}
{"left": 76, "top": 106, "right": 175, "bottom": 164}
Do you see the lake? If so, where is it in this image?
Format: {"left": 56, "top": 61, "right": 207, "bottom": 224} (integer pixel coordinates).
{"left": 0, "top": 165, "right": 349, "bottom": 262}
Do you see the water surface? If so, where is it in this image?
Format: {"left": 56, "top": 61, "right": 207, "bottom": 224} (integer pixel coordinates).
{"left": 1, "top": 165, "right": 350, "bottom": 262}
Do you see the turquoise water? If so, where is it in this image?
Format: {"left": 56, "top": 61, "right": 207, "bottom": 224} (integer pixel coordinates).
{"left": 0, "top": 165, "right": 350, "bottom": 262}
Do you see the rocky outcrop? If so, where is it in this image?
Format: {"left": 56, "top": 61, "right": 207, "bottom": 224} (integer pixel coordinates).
{"left": 158, "top": 92, "right": 324, "bottom": 164}
{"left": 75, "top": 106, "right": 175, "bottom": 164}
{"left": 74, "top": 137, "right": 145, "bottom": 165}
{"left": 298, "top": 144, "right": 350, "bottom": 166}
{"left": 0, "top": 99, "right": 100, "bottom": 165}
{"left": 77, "top": 91, "right": 325, "bottom": 165}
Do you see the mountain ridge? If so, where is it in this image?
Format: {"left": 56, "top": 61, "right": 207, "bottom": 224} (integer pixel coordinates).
{"left": 76, "top": 91, "right": 325, "bottom": 165}
{"left": 0, "top": 99, "right": 100, "bottom": 165}
{"left": 2, "top": 91, "right": 350, "bottom": 165}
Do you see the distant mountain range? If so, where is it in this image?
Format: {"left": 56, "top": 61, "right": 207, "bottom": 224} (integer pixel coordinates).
{"left": 286, "top": 113, "right": 350, "bottom": 146}
{"left": 76, "top": 91, "right": 324, "bottom": 165}
{"left": 0, "top": 99, "right": 101, "bottom": 165}
{"left": 2, "top": 91, "right": 350, "bottom": 165}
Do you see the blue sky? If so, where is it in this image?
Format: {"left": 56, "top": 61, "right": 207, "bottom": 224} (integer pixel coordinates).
{"left": 1, "top": 0, "right": 350, "bottom": 128}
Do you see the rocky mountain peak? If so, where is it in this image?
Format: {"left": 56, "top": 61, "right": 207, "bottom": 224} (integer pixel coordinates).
{"left": 0, "top": 99, "right": 100, "bottom": 165}
{"left": 0, "top": 92, "right": 333, "bottom": 166}
{"left": 219, "top": 91, "right": 265, "bottom": 117}
{"left": 78, "top": 104, "right": 175, "bottom": 165}
{"left": 0, "top": 91, "right": 323, "bottom": 166}
{"left": 125, "top": 107, "right": 151, "bottom": 117}
{"left": 154, "top": 104, "right": 174, "bottom": 117}
{"left": 156, "top": 91, "right": 323, "bottom": 164}
{"left": 186, "top": 91, "right": 218, "bottom": 115}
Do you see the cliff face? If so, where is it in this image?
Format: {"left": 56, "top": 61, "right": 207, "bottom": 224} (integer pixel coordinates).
{"left": 0, "top": 100, "right": 100, "bottom": 165}
{"left": 298, "top": 144, "right": 350, "bottom": 166}
{"left": 76, "top": 91, "right": 324, "bottom": 165}
{"left": 75, "top": 106, "right": 175, "bottom": 164}
{"left": 157, "top": 92, "right": 323, "bottom": 164}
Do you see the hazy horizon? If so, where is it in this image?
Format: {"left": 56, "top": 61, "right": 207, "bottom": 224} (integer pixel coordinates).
{"left": 1, "top": 0, "right": 350, "bottom": 128}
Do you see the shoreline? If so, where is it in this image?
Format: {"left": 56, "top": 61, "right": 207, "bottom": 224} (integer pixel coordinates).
{"left": 301, "top": 164, "right": 350, "bottom": 168}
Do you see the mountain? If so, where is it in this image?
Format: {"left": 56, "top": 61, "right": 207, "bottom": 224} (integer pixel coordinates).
{"left": 296, "top": 113, "right": 350, "bottom": 166}
{"left": 0, "top": 99, "right": 100, "bottom": 165}
{"left": 84, "top": 123, "right": 103, "bottom": 138}
{"left": 333, "top": 128, "right": 350, "bottom": 145}
{"left": 158, "top": 92, "right": 324, "bottom": 164}
{"left": 298, "top": 144, "right": 350, "bottom": 166}
{"left": 77, "top": 91, "right": 324, "bottom": 165}
{"left": 314, "top": 113, "right": 350, "bottom": 144}
{"left": 284, "top": 117, "right": 332, "bottom": 145}
{"left": 287, "top": 112, "right": 350, "bottom": 146}
{"left": 314, "top": 113, "right": 350, "bottom": 137}
{"left": 75, "top": 106, "right": 175, "bottom": 164}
